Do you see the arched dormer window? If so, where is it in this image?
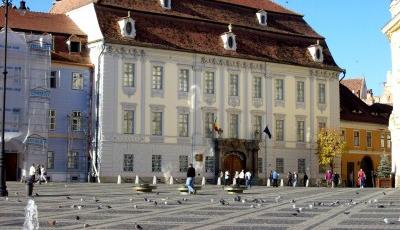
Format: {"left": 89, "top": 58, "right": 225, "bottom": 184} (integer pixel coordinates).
{"left": 118, "top": 11, "right": 136, "bottom": 39}
{"left": 66, "top": 34, "right": 81, "bottom": 53}
{"left": 256, "top": 10, "right": 268, "bottom": 26}
{"left": 307, "top": 40, "right": 324, "bottom": 63}
{"left": 160, "top": 0, "right": 171, "bottom": 9}
{"left": 221, "top": 24, "right": 237, "bottom": 51}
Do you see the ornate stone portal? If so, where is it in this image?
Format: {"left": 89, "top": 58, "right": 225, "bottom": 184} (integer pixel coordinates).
{"left": 213, "top": 138, "right": 260, "bottom": 178}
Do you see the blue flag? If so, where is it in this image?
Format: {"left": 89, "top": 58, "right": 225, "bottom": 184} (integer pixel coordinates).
{"left": 263, "top": 125, "right": 272, "bottom": 139}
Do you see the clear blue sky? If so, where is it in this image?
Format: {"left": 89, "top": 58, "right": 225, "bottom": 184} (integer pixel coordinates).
{"left": 28, "top": 0, "right": 392, "bottom": 96}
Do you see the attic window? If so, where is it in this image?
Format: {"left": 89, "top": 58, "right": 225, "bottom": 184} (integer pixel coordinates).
{"left": 308, "top": 40, "right": 324, "bottom": 63}
{"left": 256, "top": 10, "right": 267, "bottom": 26}
{"left": 160, "top": 0, "right": 171, "bottom": 9}
{"left": 118, "top": 11, "right": 136, "bottom": 39}
{"left": 221, "top": 24, "right": 237, "bottom": 51}
{"left": 66, "top": 35, "right": 81, "bottom": 53}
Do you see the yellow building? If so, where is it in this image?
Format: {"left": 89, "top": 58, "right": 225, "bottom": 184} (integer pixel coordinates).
{"left": 340, "top": 84, "right": 392, "bottom": 187}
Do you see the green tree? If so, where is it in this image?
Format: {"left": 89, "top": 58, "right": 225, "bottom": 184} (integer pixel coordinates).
{"left": 317, "top": 129, "right": 346, "bottom": 170}
{"left": 377, "top": 154, "right": 391, "bottom": 178}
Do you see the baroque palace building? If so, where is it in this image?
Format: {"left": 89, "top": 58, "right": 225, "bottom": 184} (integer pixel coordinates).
{"left": 383, "top": 0, "right": 400, "bottom": 187}
{"left": 51, "top": 0, "right": 343, "bottom": 183}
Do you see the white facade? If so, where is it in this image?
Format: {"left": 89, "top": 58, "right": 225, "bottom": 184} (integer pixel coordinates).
{"left": 383, "top": 0, "right": 400, "bottom": 187}
{"left": 68, "top": 4, "right": 340, "bottom": 183}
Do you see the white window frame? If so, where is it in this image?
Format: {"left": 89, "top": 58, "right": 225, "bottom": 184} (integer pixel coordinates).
{"left": 178, "top": 69, "right": 189, "bottom": 93}
{"left": 204, "top": 71, "right": 215, "bottom": 94}
{"left": 72, "top": 72, "right": 83, "bottom": 90}
{"left": 205, "top": 156, "right": 215, "bottom": 173}
{"left": 229, "top": 73, "right": 239, "bottom": 97}
{"left": 47, "top": 151, "right": 54, "bottom": 169}
{"left": 298, "top": 158, "right": 306, "bottom": 174}
{"left": 123, "top": 154, "right": 134, "bottom": 172}
{"left": 296, "top": 81, "right": 305, "bottom": 103}
{"left": 253, "top": 115, "right": 262, "bottom": 139}
{"left": 178, "top": 113, "right": 189, "bottom": 137}
{"left": 380, "top": 133, "right": 385, "bottom": 148}
{"left": 318, "top": 83, "right": 326, "bottom": 104}
{"left": 123, "top": 110, "right": 135, "bottom": 134}
{"left": 275, "top": 119, "right": 284, "bottom": 141}
{"left": 229, "top": 113, "right": 239, "bottom": 138}
{"left": 152, "top": 155, "right": 162, "bottom": 172}
{"left": 276, "top": 158, "right": 284, "bottom": 173}
{"left": 353, "top": 130, "right": 360, "bottom": 147}
{"left": 123, "top": 63, "right": 135, "bottom": 88}
{"left": 179, "top": 155, "right": 188, "bottom": 172}
{"left": 152, "top": 65, "right": 163, "bottom": 90}
{"left": 275, "top": 79, "right": 284, "bottom": 101}
{"left": 204, "top": 112, "right": 215, "bottom": 138}
{"left": 253, "top": 76, "right": 262, "bottom": 99}
{"left": 48, "top": 109, "right": 56, "bottom": 131}
{"left": 296, "top": 120, "right": 305, "bottom": 142}
{"left": 151, "top": 111, "right": 163, "bottom": 136}
{"left": 366, "top": 131, "right": 372, "bottom": 148}
{"left": 71, "top": 111, "right": 82, "bottom": 132}
{"left": 67, "top": 151, "right": 79, "bottom": 169}
{"left": 387, "top": 132, "right": 391, "bottom": 149}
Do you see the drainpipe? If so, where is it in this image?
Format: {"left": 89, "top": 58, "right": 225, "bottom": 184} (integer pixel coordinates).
{"left": 339, "top": 69, "right": 346, "bottom": 82}
{"left": 94, "top": 41, "right": 106, "bottom": 183}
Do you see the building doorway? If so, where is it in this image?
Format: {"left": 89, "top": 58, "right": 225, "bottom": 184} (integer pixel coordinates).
{"left": 223, "top": 152, "right": 245, "bottom": 174}
{"left": 5, "top": 153, "right": 18, "bottom": 181}
{"left": 360, "top": 156, "right": 373, "bottom": 187}
{"left": 347, "top": 162, "right": 355, "bottom": 187}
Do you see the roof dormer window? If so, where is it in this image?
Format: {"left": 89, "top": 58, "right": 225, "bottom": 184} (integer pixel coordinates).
{"left": 307, "top": 40, "right": 324, "bottom": 63}
{"left": 66, "top": 35, "right": 81, "bottom": 53}
{"left": 160, "top": 0, "right": 171, "bottom": 9}
{"left": 221, "top": 24, "right": 237, "bottom": 51}
{"left": 256, "top": 10, "right": 267, "bottom": 26}
{"left": 118, "top": 11, "right": 136, "bottom": 39}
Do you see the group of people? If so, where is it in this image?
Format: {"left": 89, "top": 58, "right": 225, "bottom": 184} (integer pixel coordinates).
{"left": 269, "top": 170, "right": 309, "bottom": 187}
{"left": 324, "top": 170, "right": 340, "bottom": 187}
{"left": 221, "top": 169, "right": 252, "bottom": 188}
{"left": 27, "top": 163, "right": 48, "bottom": 184}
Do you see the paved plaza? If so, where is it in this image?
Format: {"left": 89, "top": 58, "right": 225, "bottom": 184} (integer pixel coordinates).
{"left": 0, "top": 182, "right": 399, "bottom": 229}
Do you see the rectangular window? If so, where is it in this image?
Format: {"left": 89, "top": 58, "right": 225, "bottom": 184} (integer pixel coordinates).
{"left": 296, "top": 81, "right": 304, "bottom": 103}
{"left": 123, "top": 63, "right": 135, "bottom": 87}
{"left": 229, "top": 74, "right": 239, "bottom": 96}
{"left": 48, "top": 109, "right": 56, "bottom": 131}
{"left": 205, "top": 156, "right": 214, "bottom": 173}
{"left": 366, "top": 131, "right": 372, "bottom": 148}
{"left": 152, "top": 66, "right": 163, "bottom": 90}
{"left": 151, "top": 112, "right": 162, "bottom": 136}
{"left": 275, "top": 119, "right": 284, "bottom": 141}
{"left": 72, "top": 72, "right": 83, "bottom": 90}
{"left": 70, "top": 41, "right": 81, "bottom": 52}
{"left": 49, "top": 71, "right": 57, "bottom": 88}
{"left": 178, "top": 69, "right": 189, "bottom": 92}
{"left": 152, "top": 155, "right": 161, "bottom": 172}
{"left": 297, "top": 120, "right": 305, "bottom": 142}
{"left": 67, "top": 151, "right": 79, "bottom": 169}
{"left": 47, "top": 151, "right": 54, "bottom": 169}
{"left": 229, "top": 114, "right": 239, "bottom": 138}
{"left": 123, "top": 154, "right": 134, "bottom": 172}
{"left": 204, "top": 112, "right": 215, "bottom": 138}
{"left": 123, "top": 110, "right": 134, "bottom": 134}
{"left": 298, "top": 158, "right": 306, "bottom": 174}
{"left": 387, "top": 133, "right": 391, "bottom": 149}
{"left": 204, "top": 71, "right": 215, "bottom": 94}
{"left": 353, "top": 130, "right": 360, "bottom": 146}
{"left": 318, "top": 83, "right": 326, "bottom": 104}
{"left": 253, "top": 76, "right": 262, "bottom": 98}
{"left": 341, "top": 129, "right": 346, "bottom": 141}
{"left": 179, "top": 155, "right": 188, "bottom": 172}
{"left": 318, "top": 122, "right": 326, "bottom": 131}
{"left": 178, "top": 113, "right": 189, "bottom": 137}
{"left": 380, "top": 133, "right": 385, "bottom": 148}
{"left": 253, "top": 115, "right": 262, "bottom": 139}
{"left": 71, "top": 111, "right": 82, "bottom": 132}
{"left": 276, "top": 158, "right": 284, "bottom": 173}
{"left": 258, "top": 157, "right": 263, "bottom": 173}
{"left": 275, "top": 79, "right": 284, "bottom": 100}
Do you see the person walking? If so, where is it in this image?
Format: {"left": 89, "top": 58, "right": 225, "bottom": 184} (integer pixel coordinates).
{"left": 27, "top": 163, "right": 36, "bottom": 197}
{"left": 234, "top": 171, "right": 239, "bottom": 185}
{"left": 303, "top": 173, "right": 309, "bottom": 187}
{"left": 186, "top": 163, "right": 196, "bottom": 194}
{"left": 40, "top": 165, "right": 48, "bottom": 184}
{"left": 293, "top": 172, "right": 298, "bottom": 187}
{"left": 238, "top": 169, "right": 245, "bottom": 186}
{"left": 272, "top": 170, "right": 279, "bottom": 187}
{"left": 224, "top": 170, "right": 230, "bottom": 186}
{"left": 287, "top": 172, "right": 293, "bottom": 186}
{"left": 357, "top": 168, "right": 366, "bottom": 188}
{"left": 245, "top": 170, "right": 252, "bottom": 189}
{"left": 333, "top": 172, "right": 339, "bottom": 187}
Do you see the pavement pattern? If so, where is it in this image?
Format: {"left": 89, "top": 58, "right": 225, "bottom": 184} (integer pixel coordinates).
{"left": 0, "top": 182, "right": 399, "bottom": 229}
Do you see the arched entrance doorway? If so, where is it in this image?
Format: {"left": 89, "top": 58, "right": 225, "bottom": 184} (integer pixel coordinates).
{"left": 223, "top": 152, "right": 245, "bottom": 175}
{"left": 360, "top": 156, "right": 374, "bottom": 187}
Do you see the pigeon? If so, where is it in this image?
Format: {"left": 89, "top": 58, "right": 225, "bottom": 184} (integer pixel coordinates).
{"left": 182, "top": 198, "right": 188, "bottom": 202}
{"left": 257, "top": 203, "right": 262, "bottom": 208}
{"left": 80, "top": 198, "right": 84, "bottom": 202}
{"left": 14, "top": 192, "right": 19, "bottom": 196}
{"left": 154, "top": 201, "right": 158, "bottom": 206}
{"left": 76, "top": 216, "right": 80, "bottom": 220}
{"left": 156, "top": 192, "right": 160, "bottom": 195}
{"left": 129, "top": 198, "right": 133, "bottom": 202}
{"left": 58, "top": 205, "right": 63, "bottom": 208}
{"left": 77, "top": 205, "right": 83, "bottom": 210}
{"left": 219, "top": 199, "right": 228, "bottom": 205}
{"left": 177, "top": 200, "right": 182, "bottom": 205}
{"left": 71, "top": 204, "right": 77, "bottom": 209}
{"left": 233, "top": 195, "right": 241, "bottom": 202}
{"left": 47, "top": 219, "right": 57, "bottom": 226}
{"left": 308, "top": 204, "right": 313, "bottom": 209}
{"left": 377, "top": 204, "right": 385, "bottom": 208}
{"left": 355, "top": 191, "right": 359, "bottom": 194}
{"left": 297, "top": 207, "right": 303, "bottom": 213}
{"left": 17, "top": 199, "right": 22, "bottom": 203}
{"left": 106, "top": 205, "right": 112, "bottom": 209}
{"left": 64, "top": 184, "right": 68, "bottom": 188}
{"left": 5, "top": 197, "right": 8, "bottom": 201}
{"left": 35, "top": 193, "right": 40, "bottom": 197}
{"left": 344, "top": 211, "right": 350, "bottom": 215}
{"left": 291, "top": 199, "right": 296, "bottom": 203}
{"left": 134, "top": 223, "right": 143, "bottom": 229}
{"left": 275, "top": 196, "right": 281, "bottom": 203}
{"left": 241, "top": 199, "right": 246, "bottom": 204}
{"left": 384, "top": 218, "right": 390, "bottom": 224}
{"left": 210, "top": 198, "right": 214, "bottom": 203}
{"left": 66, "top": 196, "right": 72, "bottom": 200}
{"left": 83, "top": 223, "right": 90, "bottom": 228}
{"left": 250, "top": 204, "right": 255, "bottom": 208}
{"left": 292, "top": 213, "right": 298, "bottom": 216}
{"left": 373, "top": 199, "right": 378, "bottom": 203}
{"left": 292, "top": 204, "right": 296, "bottom": 209}
{"left": 97, "top": 205, "right": 102, "bottom": 209}
{"left": 133, "top": 205, "right": 137, "bottom": 209}
{"left": 383, "top": 191, "right": 386, "bottom": 195}
{"left": 164, "top": 201, "right": 168, "bottom": 205}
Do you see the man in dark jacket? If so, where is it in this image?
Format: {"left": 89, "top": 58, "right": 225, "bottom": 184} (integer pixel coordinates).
{"left": 186, "top": 164, "right": 196, "bottom": 194}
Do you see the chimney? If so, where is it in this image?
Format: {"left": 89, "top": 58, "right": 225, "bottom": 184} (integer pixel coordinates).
{"left": 19, "top": 0, "right": 27, "bottom": 10}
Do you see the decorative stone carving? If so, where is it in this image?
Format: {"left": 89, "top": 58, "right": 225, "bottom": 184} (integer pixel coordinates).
{"left": 274, "top": 100, "right": 285, "bottom": 108}
{"left": 123, "top": 86, "right": 136, "bottom": 96}
{"left": 252, "top": 98, "right": 263, "bottom": 108}
{"left": 228, "top": 96, "right": 240, "bottom": 107}
{"left": 204, "top": 94, "right": 216, "bottom": 105}
{"left": 151, "top": 89, "right": 164, "bottom": 98}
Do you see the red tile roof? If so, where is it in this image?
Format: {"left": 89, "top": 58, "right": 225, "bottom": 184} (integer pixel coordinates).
{"left": 215, "top": 0, "right": 299, "bottom": 15}
{"left": 341, "top": 79, "right": 364, "bottom": 95}
{"left": 340, "top": 84, "right": 390, "bottom": 125}
{"left": 0, "top": 7, "right": 85, "bottom": 35}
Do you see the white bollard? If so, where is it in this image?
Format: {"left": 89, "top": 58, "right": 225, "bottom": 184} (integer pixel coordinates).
{"left": 280, "top": 179, "right": 284, "bottom": 187}
{"left": 217, "top": 177, "right": 221, "bottom": 186}
{"left": 117, "top": 175, "right": 121, "bottom": 184}
{"left": 169, "top": 176, "right": 174, "bottom": 185}
{"left": 267, "top": 179, "right": 271, "bottom": 187}
{"left": 135, "top": 175, "right": 139, "bottom": 184}
{"left": 152, "top": 175, "right": 157, "bottom": 185}
{"left": 201, "top": 177, "right": 206, "bottom": 186}
{"left": 331, "top": 181, "right": 334, "bottom": 188}
{"left": 232, "top": 178, "right": 237, "bottom": 185}
{"left": 306, "top": 179, "right": 309, "bottom": 188}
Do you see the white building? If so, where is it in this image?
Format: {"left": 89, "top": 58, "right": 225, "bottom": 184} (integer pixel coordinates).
{"left": 52, "top": 0, "right": 342, "bottom": 183}
{"left": 383, "top": 0, "right": 400, "bottom": 187}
